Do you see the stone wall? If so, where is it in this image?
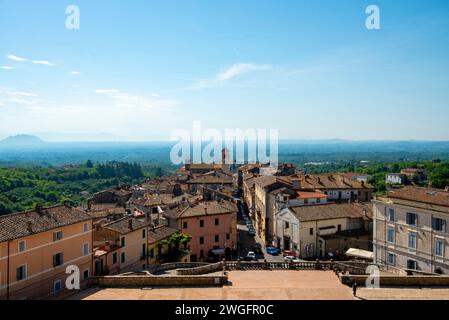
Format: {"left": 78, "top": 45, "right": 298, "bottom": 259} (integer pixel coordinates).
{"left": 176, "top": 262, "right": 224, "bottom": 275}
{"left": 92, "top": 275, "right": 227, "bottom": 287}
{"left": 340, "top": 274, "right": 449, "bottom": 286}
{"left": 147, "top": 262, "right": 209, "bottom": 274}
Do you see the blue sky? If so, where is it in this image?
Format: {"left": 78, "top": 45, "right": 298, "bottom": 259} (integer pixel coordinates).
{"left": 1, "top": 0, "right": 449, "bottom": 141}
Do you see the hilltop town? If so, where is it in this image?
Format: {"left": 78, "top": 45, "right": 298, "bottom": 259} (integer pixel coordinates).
{"left": 1, "top": 149, "right": 449, "bottom": 300}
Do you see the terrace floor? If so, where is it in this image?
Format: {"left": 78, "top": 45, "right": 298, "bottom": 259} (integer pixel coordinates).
{"left": 71, "top": 271, "right": 354, "bottom": 300}
{"left": 70, "top": 271, "right": 449, "bottom": 300}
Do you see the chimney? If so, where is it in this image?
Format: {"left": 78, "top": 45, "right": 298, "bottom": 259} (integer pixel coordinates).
{"left": 128, "top": 219, "right": 133, "bottom": 230}
{"left": 35, "top": 203, "right": 44, "bottom": 216}
{"left": 87, "top": 200, "right": 93, "bottom": 211}
{"left": 27, "top": 220, "right": 33, "bottom": 232}
{"left": 104, "top": 241, "right": 111, "bottom": 251}
{"left": 204, "top": 207, "right": 208, "bottom": 215}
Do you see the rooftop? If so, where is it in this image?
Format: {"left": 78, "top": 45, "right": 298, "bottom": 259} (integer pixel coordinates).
{"left": 178, "top": 200, "right": 237, "bottom": 218}
{"left": 147, "top": 226, "right": 179, "bottom": 243}
{"left": 0, "top": 204, "right": 92, "bottom": 242}
{"left": 101, "top": 217, "right": 152, "bottom": 235}
{"left": 289, "top": 202, "right": 372, "bottom": 222}
{"left": 387, "top": 186, "right": 449, "bottom": 207}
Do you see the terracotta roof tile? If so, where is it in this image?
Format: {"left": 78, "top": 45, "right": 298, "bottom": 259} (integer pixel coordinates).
{"left": 0, "top": 205, "right": 92, "bottom": 242}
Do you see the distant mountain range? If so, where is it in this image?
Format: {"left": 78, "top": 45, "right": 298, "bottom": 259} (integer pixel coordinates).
{"left": 0, "top": 134, "right": 49, "bottom": 147}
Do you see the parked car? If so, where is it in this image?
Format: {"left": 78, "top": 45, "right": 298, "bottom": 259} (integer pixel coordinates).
{"left": 284, "top": 255, "right": 295, "bottom": 262}
{"left": 266, "top": 246, "right": 280, "bottom": 255}
{"left": 282, "top": 250, "right": 297, "bottom": 258}
{"left": 246, "top": 251, "right": 256, "bottom": 261}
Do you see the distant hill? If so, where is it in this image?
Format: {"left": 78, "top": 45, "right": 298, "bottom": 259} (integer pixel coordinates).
{"left": 0, "top": 134, "right": 49, "bottom": 148}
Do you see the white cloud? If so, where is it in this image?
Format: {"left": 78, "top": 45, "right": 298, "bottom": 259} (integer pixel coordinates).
{"left": 0, "top": 66, "right": 14, "bottom": 70}
{"left": 31, "top": 60, "right": 55, "bottom": 66}
{"left": 71, "top": 71, "right": 80, "bottom": 75}
{"left": 218, "top": 63, "right": 272, "bottom": 81}
{"left": 192, "top": 62, "right": 272, "bottom": 88}
{"left": 151, "top": 93, "right": 161, "bottom": 98}
{"left": 95, "top": 89, "right": 176, "bottom": 110}
{"left": 6, "top": 54, "right": 27, "bottom": 62}
{"left": 95, "top": 89, "right": 119, "bottom": 94}
{"left": 5, "top": 54, "right": 55, "bottom": 66}
{"left": 7, "top": 91, "right": 39, "bottom": 97}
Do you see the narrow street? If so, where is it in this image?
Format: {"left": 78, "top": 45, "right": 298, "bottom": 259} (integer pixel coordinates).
{"left": 236, "top": 200, "right": 284, "bottom": 262}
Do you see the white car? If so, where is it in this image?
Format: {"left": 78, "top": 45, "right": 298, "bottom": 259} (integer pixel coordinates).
{"left": 246, "top": 251, "right": 256, "bottom": 260}
{"left": 284, "top": 255, "right": 295, "bottom": 262}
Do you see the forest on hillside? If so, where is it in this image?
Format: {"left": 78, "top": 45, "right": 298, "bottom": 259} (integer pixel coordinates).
{"left": 0, "top": 161, "right": 174, "bottom": 215}
{"left": 301, "top": 160, "right": 449, "bottom": 194}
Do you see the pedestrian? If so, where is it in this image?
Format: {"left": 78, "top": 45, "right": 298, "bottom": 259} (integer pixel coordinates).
{"left": 352, "top": 281, "right": 358, "bottom": 297}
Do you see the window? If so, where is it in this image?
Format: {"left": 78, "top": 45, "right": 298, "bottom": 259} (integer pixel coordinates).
{"left": 142, "top": 229, "right": 146, "bottom": 239}
{"left": 53, "top": 231, "right": 63, "bottom": 241}
{"left": 54, "top": 280, "right": 62, "bottom": 293}
{"left": 406, "top": 213, "right": 417, "bottom": 226}
{"left": 83, "top": 242, "right": 89, "bottom": 256}
{"left": 407, "top": 259, "right": 417, "bottom": 270}
{"left": 226, "top": 233, "right": 230, "bottom": 240}
{"left": 387, "top": 228, "right": 395, "bottom": 243}
{"left": 432, "top": 218, "right": 446, "bottom": 232}
{"left": 199, "top": 237, "right": 204, "bottom": 245}
{"left": 304, "top": 199, "right": 309, "bottom": 204}
{"left": 112, "top": 252, "right": 118, "bottom": 264}
{"left": 18, "top": 240, "right": 26, "bottom": 252}
{"left": 83, "top": 269, "right": 89, "bottom": 280}
{"left": 121, "top": 252, "right": 126, "bottom": 263}
{"left": 141, "top": 244, "right": 146, "bottom": 257}
{"left": 337, "top": 224, "right": 342, "bottom": 232}
{"left": 388, "top": 208, "right": 395, "bottom": 222}
{"left": 83, "top": 223, "right": 89, "bottom": 232}
{"left": 53, "top": 252, "right": 64, "bottom": 267}
{"left": 215, "top": 235, "right": 219, "bottom": 242}
{"left": 200, "top": 220, "right": 204, "bottom": 227}
{"left": 387, "top": 253, "right": 396, "bottom": 266}
{"left": 309, "top": 228, "right": 314, "bottom": 236}
{"left": 183, "top": 221, "right": 188, "bottom": 229}
{"left": 149, "top": 248, "right": 154, "bottom": 258}
{"left": 121, "top": 237, "right": 125, "bottom": 247}
{"left": 436, "top": 239, "right": 445, "bottom": 257}
{"left": 285, "top": 221, "right": 290, "bottom": 229}
{"left": 16, "top": 265, "right": 27, "bottom": 281}
{"left": 215, "top": 218, "right": 219, "bottom": 226}
{"left": 408, "top": 233, "right": 417, "bottom": 250}
{"left": 317, "top": 198, "right": 321, "bottom": 203}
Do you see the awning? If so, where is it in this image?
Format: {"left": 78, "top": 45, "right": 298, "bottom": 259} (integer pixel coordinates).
{"left": 345, "top": 248, "right": 374, "bottom": 260}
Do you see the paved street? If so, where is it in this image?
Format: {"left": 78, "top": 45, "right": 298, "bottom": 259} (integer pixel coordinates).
{"left": 236, "top": 202, "right": 284, "bottom": 262}
{"left": 236, "top": 200, "right": 299, "bottom": 262}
